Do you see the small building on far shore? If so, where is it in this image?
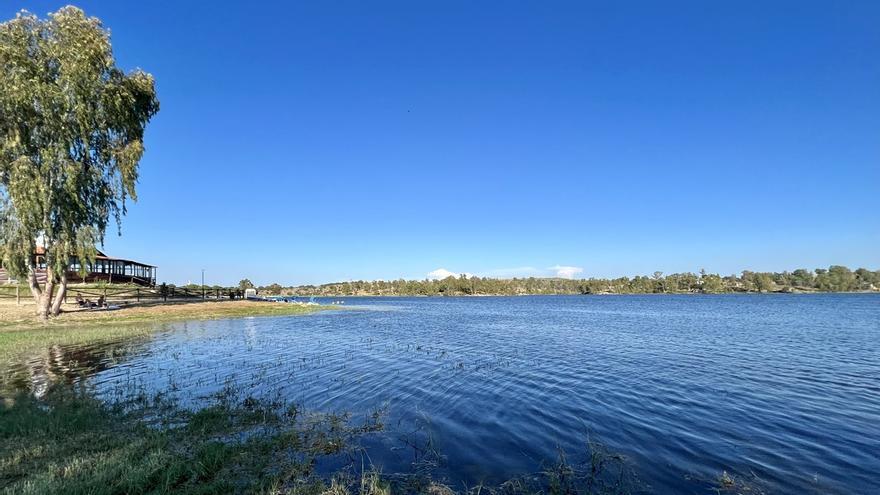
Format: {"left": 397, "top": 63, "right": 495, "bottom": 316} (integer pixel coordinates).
{"left": 0, "top": 247, "right": 157, "bottom": 287}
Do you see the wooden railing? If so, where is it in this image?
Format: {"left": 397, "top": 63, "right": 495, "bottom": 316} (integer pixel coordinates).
{"left": 0, "top": 285, "right": 23, "bottom": 303}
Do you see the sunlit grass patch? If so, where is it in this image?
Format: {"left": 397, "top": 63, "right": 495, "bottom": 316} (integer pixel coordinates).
{"left": 0, "top": 300, "right": 340, "bottom": 364}
{"left": 0, "top": 299, "right": 336, "bottom": 331}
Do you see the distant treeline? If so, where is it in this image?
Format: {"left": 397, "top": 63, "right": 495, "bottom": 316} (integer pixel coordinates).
{"left": 255, "top": 265, "right": 880, "bottom": 297}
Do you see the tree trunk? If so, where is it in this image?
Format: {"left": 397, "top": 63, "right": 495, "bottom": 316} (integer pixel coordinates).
{"left": 50, "top": 271, "right": 67, "bottom": 317}
{"left": 27, "top": 264, "right": 52, "bottom": 321}
{"left": 33, "top": 268, "right": 57, "bottom": 321}
{"left": 27, "top": 264, "right": 42, "bottom": 304}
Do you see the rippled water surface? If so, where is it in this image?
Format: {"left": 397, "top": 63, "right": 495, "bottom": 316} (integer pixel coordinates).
{"left": 4, "top": 295, "right": 879, "bottom": 494}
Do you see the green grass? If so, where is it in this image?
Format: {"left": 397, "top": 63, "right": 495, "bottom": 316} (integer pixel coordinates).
{"left": 0, "top": 300, "right": 337, "bottom": 330}
{"left": 0, "top": 386, "right": 385, "bottom": 495}
{"left": 0, "top": 301, "right": 339, "bottom": 363}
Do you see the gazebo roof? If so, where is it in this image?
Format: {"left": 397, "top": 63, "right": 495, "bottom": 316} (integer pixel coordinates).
{"left": 34, "top": 246, "right": 156, "bottom": 268}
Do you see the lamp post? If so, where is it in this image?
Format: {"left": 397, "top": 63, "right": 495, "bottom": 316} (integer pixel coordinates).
{"left": 201, "top": 269, "right": 205, "bottom": 299}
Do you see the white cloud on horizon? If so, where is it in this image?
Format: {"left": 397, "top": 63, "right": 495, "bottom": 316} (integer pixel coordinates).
{"left": 426, "top": 268, "right": 457, "bottom": 279}
{"left": 550, "top": 265, "right": 584, "bottom": 279}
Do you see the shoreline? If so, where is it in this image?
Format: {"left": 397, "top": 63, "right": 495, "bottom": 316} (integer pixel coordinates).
{"left": 279, "top": 290, "right": 880, "bottom": 298}
{"left": 0, "top": 300, "right": 337, "bottom": 361}
{"left": 0, "top": 299, "right": 336, "bottom": 330}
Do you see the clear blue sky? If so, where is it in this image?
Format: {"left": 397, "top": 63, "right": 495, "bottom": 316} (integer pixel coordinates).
{"left": 8, "top": 1, "right": 880, "bottom": 286}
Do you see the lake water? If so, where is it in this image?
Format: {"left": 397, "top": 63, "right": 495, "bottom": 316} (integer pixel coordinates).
{"left": 4, "top": 295, "right": 879, "bottom": 494}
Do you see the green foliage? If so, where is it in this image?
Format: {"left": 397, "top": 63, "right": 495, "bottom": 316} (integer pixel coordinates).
{"left": 816, "top": 265, "right": 857, "bottom": 292}
{"left": 237, "top": 278, "right": 254, "bottom": 291}
{"left": 262, "top": 282, "right": 284, "bottom": 294}
{"left": 0, "top": 6, "right": 158, "bottom": 316}
{"left": 700, "top": 273, "right": 724, "bottom": 293}
{"left": 273, "top": 265, "right": 879, "bottom": 297}
{"left": 791, "top": 269, "right": 814, "bottom": 288}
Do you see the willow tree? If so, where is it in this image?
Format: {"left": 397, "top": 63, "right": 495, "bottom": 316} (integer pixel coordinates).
{"left": 0, "top": 7, "right": 159, "bottom": 320}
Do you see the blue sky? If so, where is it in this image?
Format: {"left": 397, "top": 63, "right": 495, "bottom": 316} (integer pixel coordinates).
{"left": 8, "top": 1, "right": 880, "bottom": 285}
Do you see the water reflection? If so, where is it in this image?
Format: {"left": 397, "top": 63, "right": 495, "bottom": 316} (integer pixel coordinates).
{"left": 1, "top": 333, "right": 154, "bottom": 398}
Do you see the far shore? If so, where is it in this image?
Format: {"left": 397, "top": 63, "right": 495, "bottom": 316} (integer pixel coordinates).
{"left": 278, "top": 290, "right": 879, "bottom": 297}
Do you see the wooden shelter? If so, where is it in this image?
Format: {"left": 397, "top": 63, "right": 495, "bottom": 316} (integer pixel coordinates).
{"left": 0, "top": 247, "right": 157, "bottom": 287}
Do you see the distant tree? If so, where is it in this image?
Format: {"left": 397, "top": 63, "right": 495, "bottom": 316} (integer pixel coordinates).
{"left": 854, "top": 268, "right": 880, "bottom": 290}
{"left": 814, "top": 268, "right": 832, "bottom": 291}
{"left": 651, "top": 271, "right": 664, "bottom": 293}
{"left": 821, "top": 265, "right": 856, "bottom": 292}
{"left": 791, "top": 269, "right": 814, "bottom": 288}
{"left": 700, "top": 273, "right": 724, "bottom": 293}
{"left": 238, "top": 278, "right": 255, "bottom": 291}
{"left": 774, "top": 271, "right": 793, "bottom": 287}
{"left": 629, "top": 276, "right": 652, "bottom": 293}
{"left": 753, "top": 273, "right": 775, "bottom": 292}
{"left": 259, "top": 283, "right": 283, "bottom": 294}
{"left": 0, "top": 7, "right": 158, "bottom": 319}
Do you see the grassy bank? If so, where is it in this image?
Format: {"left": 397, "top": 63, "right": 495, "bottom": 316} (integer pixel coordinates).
{"left": 0, "top": 300, "right": 336, "bottom": 362}
{"left": 0, "top": 299, "right": 335, "bottom": 330}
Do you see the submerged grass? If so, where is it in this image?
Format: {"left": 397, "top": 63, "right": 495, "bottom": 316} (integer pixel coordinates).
{"left": 0, "top": 385, "right": 385, "bottom": 495}
{"left": 0, "top": 380, "right": 640, "bottom": 495}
